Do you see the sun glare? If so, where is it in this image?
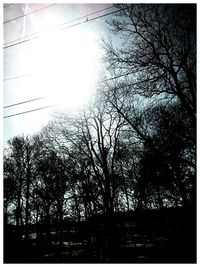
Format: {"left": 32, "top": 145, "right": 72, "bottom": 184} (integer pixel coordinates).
{"left": 30, "top": 26, "right": 100, "bottom": 110}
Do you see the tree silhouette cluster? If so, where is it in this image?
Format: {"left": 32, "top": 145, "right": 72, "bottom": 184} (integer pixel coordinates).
{"left": 4, "top": 4, "right": 196, "bottom": 263}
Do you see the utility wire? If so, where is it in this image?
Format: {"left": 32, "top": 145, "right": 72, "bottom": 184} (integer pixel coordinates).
{"left": 4, "top": 7, "right": 117, "bottom": 50}
{"left": 3, "top": 71, "right": 128, "bottom": 118}
{"left": 3, "top": 6, "right": 115, "bottom": 82}
{"left": 4, "top": 96, "right": 46, "bottom": 109}
{"left": 4, "top": 6, "right": 123, "bottom": 118}
{"left": 4, "top": 4, "right": 14, "bottom": 8}
{"left": 4, "top": 66, "right": 122, "bottom": 82}
{"left": 4, "top": 73, "right": 32, "bottom": 82}
{"left": 4, "top": 6, "right": 113, "bottom": 47}
{"left": 4, "top": 104, "right": 59, "bottom": 119}
{"left": 4, "top": 4, "right": 56, "bottom": 24}
{"left": 3, "top": 72, "right": 133, "bottom": 111}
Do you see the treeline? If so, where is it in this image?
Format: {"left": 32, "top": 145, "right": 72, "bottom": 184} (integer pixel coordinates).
{"left": 4, "top": 4, "right": 196, "bottom": 238}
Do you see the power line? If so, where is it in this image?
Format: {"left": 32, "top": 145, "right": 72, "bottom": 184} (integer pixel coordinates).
{"left": 4, "top": 73, "right": 32, "bottom": 82}
{"left": 3, "top": 72, "right": 133, "bottom": 113}
{"left": 3, "top": 5, "right": 124, "bottom": 118}
{"left": 3, "top": 6, "right": 116, "bottom": 83}
{"left": 4, "top": 59, "right": 124, "bottom": 82}
{"left": 4, "top": 7, "right": 117, "bottom": 50}
{"left": 4, "top": 4, "right": 14, "bottom": 8}
{"left": 4, "top": 104, "right": 58, "bottom": 119}
{"left": 5, "top": 6, "right": 113, "bottom": 45}
{"left": 4, "top": 6, "right": 113, "bottom": 48}
{"left": 4, "top": 4, "right": 56, "bottom": 24}
{"left": 4, "top": 96, "right": 46, "bottom": 109}
{"left": 3, "top": 71, "right": 117, "bottom": 83}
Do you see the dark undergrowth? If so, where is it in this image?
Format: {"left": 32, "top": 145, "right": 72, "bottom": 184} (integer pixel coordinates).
{"left": 4, "top": 205, "right": 196, "bottom": 263}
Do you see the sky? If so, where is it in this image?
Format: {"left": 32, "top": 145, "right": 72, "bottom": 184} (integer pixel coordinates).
{"left": 3, "top": 3, "right": 114, "bottom": 144}
{"left": 3, "top": 1, "right": 198, "bottom": 145}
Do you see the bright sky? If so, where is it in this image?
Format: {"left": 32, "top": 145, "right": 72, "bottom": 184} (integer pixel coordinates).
{"left": 3, "top": 1, "right": 198, "bottom": 146}
{"left": 3, "top": 3, "right": 113, "bottom": 143}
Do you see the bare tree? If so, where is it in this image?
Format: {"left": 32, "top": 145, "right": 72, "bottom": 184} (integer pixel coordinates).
{"left": 4, "top": 135, "right": 37, "bottom": 242}
{"left": 103, "top": 4, "right": 196, "bottom": 122}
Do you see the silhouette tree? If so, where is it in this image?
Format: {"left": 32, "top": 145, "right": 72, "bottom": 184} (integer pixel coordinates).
{"left": 4, "top": 135, "right": 38, "bottom": 244}
{"left": 136, "top": 102, "right": 195, "bottom": 209}
{"left": 101, "top": 3, "right": 196, "bottom": 209}
{"left": 4, "top": 155, "right": 18, "bottom": 225}
{"left": 4, "top": 137, "right": 25, "bottom": 228}
{"left": 43, "top": 97, "right": 128, "bottom": 216}
{"left": 103, "top": 4, "right": 196, "bottom": 122}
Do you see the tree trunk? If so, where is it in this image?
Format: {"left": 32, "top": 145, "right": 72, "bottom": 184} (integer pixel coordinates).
{"left": 25, "top": 167, "right": 31, "bottom": 241}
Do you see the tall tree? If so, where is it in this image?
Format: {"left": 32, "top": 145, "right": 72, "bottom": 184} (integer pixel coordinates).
{"left": 103, "top": 4, "right": 196, "bottom": 122}
{"left": 4, "top": 135, "right": 37, "bottom": 241}
{"left": 100, "top": 4, "right": 196, "bottom": 209}
{"left": 44, "top": 98, "right": 126, "bottom": 215}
